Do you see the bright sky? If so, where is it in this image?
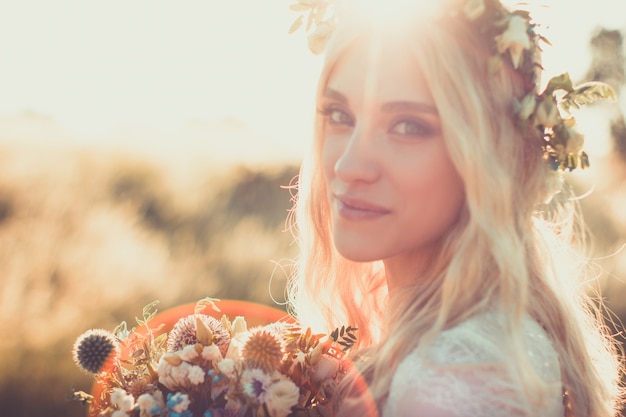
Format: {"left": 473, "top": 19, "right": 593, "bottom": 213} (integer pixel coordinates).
{"left": 0, "top": 0, "right": 624, "bottom": 163}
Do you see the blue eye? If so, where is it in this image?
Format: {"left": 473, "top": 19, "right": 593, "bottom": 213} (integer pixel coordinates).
{"left": 390, "top": 119, "right": 433, "bottom": 137}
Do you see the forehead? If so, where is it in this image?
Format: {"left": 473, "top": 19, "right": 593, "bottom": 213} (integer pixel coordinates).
{"left": 324, "top": 36, "right": 435, "bottom": 106}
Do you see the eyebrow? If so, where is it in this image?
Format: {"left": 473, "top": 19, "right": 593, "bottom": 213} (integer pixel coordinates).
{"left": 323, "top": 88, "right": 349, "bottom": 104}
{"left": 323, "top": 88, "right": 438, "bottom": 114}
{"left": 381, "top": 101, "right": 438, "bottom": 114}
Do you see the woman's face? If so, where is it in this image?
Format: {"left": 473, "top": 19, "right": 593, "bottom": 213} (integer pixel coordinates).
{"left": 320, "top": 38, "right": 466, "bottom": 267}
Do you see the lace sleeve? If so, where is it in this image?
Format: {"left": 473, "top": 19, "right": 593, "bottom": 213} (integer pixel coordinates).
{"left": 383, "top": 314, "right": 563, "bottom": 417}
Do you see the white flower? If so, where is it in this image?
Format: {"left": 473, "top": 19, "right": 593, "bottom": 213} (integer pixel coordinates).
{"left": 265, "top": 378, "right": 300, "bottom": 417}
{"left": 202, "top": 344, "right": 222, "bottom": 362}
{"left": 157, "top": 358, "right": 176, "bottom": 390}
{"left": 110, "top": 388, "right": 126, "bottom": 406}
{"left": 307, "top": 20, "right": 335, "bottom": 55}
{"left": 495, "top": 15, "right": 531, "bottom": 69}
{"left": 119, "top": 396, "right": 135, "bottom": 413}
{"left": 159, "top": 359, "right": 197, "bottom": 390}
{"left": 180, "top": 344, "right": 200, "bottom": 362}
{"left": 517, "top": 93, "right": 536, "bottom": 121}
{"left": 137, "top": 392, "right": 165, "bottom": 415}
{"left": 535, "top": 98, "right": 560, "bottom": 128}
{"left": 265, "top": 379, "right": 300, "bottom": 417}
{"left": 188, "top": 365, "right": 206, "bottom": 385}
{"left": 171, "top": 362, "right": 193, "bottom": 385}
{"left": 217, "top": 358, "right": 237, "bottom": 378}
{"left": 311, "top": 355, "right": 340, "bottom": 383}
{"left": 169, "top": 393, "right": 191, "bottom": 413}
{"left": 241, "top": 368, "right": 272, "bottom": 402}
{"left": 463, "top": 0, "right": 485, "bottom": 21}
{"left": 137, "top": 393, "right": 159, "bottom": 413}
{"left": 110, "top": 388, "right": 134, "bottom": 412}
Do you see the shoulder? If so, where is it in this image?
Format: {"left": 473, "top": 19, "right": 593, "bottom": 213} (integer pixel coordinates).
{"left": 383, "top": 312, "right": 563, "bottom": 417}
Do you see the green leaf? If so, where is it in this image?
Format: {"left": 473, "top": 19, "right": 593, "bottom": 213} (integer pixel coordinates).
{"left": 330, "top": 328, "right": 339, "bottom": 341}
{"left": 154, "top": 333, "right": 168, "bottom": 348}
{"left": 543, "top": 73, "right": 574, "bottom": 96}
{"left": 581, "top": 151, "right": 590, "bottom": 169}
{"left": 137, "top": 300, "right": 159, "bottom": 325}
{"left": 329, "top": 325, "right": 358, "bottom": 352}
{"left": 113, "top": 321, "right": 131, "bottom": 340}
{"left": 560, "top": 82, "right": 616, "bottom": 113}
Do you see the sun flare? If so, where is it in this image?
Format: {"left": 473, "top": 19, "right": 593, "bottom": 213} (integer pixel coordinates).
{"left": 346, "top": 0, "right": 442, "bottom": 26}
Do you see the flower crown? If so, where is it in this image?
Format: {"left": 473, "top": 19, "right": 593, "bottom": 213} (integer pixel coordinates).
{"left": 289, "top": 0, "right": 615, "bottom": 172}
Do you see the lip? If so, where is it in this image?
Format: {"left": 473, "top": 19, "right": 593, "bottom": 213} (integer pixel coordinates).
{"left": 334, "top": 194, "right": 391, "bottom": 221}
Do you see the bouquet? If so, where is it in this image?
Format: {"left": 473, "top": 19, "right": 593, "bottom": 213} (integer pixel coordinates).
{"left": 71, "top": 298, "right": 360, "bottom": 417}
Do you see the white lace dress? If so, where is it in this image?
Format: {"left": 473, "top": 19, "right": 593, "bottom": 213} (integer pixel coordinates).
{"left": 383, "top": 312, "right": 564, "bottom": 417}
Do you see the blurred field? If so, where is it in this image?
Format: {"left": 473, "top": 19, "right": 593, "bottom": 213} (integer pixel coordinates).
{"left": 0, "top": 144, "right": 299, "bottom": 417}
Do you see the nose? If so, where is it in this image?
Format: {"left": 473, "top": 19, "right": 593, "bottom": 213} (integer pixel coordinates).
{"left": 334, "top": 126, "right": 381, "bottom": 185}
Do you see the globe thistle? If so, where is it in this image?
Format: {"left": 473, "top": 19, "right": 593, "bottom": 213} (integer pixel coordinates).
{"left": 167, "top": 314, "right": 230, "bottom": 356}
{"left": 72, "top": 329, "right": 120, "bottom": 374}
{"left": 241, "top": 328, "right": 284, "bottom": 373}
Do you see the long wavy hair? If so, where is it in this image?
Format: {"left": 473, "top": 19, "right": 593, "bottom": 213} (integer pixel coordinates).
{"left": 287, "top": 3, "right": 623, "bottom": 416}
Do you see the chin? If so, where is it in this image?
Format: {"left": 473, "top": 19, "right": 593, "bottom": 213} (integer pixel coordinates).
{"left": 334, "top": 245, "right": 380, "bottom": 263}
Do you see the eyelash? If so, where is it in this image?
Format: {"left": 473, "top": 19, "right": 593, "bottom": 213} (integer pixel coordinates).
{"left": 318, "top": 105, "right": 434, "bottom": 138}
{"left": 317, "top": 105, "right": 354, "bottom": 127}
{"left": 389, "top": 119, "right": 434, "bottom": 137}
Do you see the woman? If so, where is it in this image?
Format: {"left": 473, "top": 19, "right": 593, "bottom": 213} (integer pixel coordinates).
{"left": 287, "top": 0, "right": 623, "bottom": 416}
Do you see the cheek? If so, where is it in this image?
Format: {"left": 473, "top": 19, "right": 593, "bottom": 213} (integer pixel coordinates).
{"left": 400, "top": 154, "right": 465, "bottom": 229}
{"left": 320, "top": 138, "right": 340, "bottom": 184}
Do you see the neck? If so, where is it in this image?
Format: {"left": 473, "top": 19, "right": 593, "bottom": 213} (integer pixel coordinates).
{"left": 383, "top": 247, "right": 438, "bottom": 297}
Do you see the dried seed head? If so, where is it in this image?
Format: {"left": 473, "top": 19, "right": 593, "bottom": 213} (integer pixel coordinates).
{"left": 167, "top": 314, "right": 230, "bottom": 356}
{"left": 241, "top": 328, "right": 284, "bottom": 373}
{"left": 72, "top": 329, "right": 120, "bottom": 374}
{"left": 127, "top": 376, "right": 156, "bottom": 399}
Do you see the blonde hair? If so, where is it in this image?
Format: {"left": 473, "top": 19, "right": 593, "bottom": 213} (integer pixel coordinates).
{"left": 288, "top": 6, "right": 623, "bottom": 416}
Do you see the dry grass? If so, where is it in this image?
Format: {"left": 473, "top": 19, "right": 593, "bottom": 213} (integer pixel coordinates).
{"left": 0, "top": 144, "right": 298, "bottom": 417}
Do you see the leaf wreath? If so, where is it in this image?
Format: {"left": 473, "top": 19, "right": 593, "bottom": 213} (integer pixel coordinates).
{"left": 561, "top": 82, "right": 616, "bottom": 114}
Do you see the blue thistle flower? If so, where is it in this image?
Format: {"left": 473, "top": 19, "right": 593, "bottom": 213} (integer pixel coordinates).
{"left": 72, "top": 329, "right": 120, "bottom": 374}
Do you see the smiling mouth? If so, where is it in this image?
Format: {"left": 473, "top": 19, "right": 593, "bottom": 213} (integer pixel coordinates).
{"left": 334, "top": 195, "right": 391, "bottom": 220}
